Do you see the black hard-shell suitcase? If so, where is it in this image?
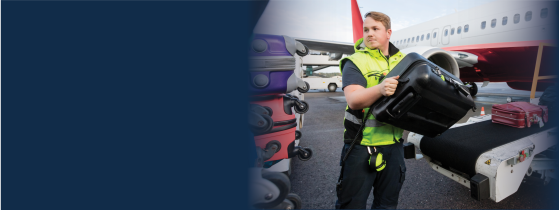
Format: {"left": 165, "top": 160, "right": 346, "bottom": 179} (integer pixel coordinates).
{"left": 371, "top": 52, "right": 476, "bottom": 137}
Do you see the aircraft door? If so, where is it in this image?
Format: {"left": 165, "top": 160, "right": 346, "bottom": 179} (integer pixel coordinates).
{"left": 442, "top": 25, "right": 450, "bottom": 45}
{"left": 430, "top": 28, "right": 439, "bottom": 46}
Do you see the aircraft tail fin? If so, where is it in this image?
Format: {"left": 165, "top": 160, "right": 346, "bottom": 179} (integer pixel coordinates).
{"left": 351, "top": 0, "right": 363, "bottom": 43}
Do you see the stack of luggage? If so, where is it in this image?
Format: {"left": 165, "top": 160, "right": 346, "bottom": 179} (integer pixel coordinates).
{"left": 248, "top": 34, "right": 313, "bottom": 164}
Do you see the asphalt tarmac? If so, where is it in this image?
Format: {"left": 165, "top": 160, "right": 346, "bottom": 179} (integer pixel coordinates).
{"left": 289, "top": 83, "right": 557, "bottom": 209}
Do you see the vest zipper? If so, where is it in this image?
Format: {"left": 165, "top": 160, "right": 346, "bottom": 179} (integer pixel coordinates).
{"left": 377, "top": 49, "right": 390, "bottom": 82}
{"left": 379, "top": 49, "right": 397, "bottom": 142}
{"left": 379, "top": 49, "right": 390, "bottom": 68}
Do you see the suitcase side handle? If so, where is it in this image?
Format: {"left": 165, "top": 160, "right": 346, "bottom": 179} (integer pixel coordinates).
{"left": 397, "top": 78, "right": 410, "bottom": 84}
{"left": 390, "top": 92, "right": 416, "bottom": 118}
{"left": 385, "top": 109, "right": 396, "bottom": 118}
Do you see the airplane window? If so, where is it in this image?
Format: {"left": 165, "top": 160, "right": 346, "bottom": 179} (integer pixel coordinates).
{"left": 464, "top": 24, "right": 469, "bottom": 32}
{"left": 514, "top": 14, "right": 520, "bottom": 24}
{"left": 433, "top": 32, "right": 437, "bottom": 38}
{"left": 444, "top": 29, "right": 448, "bottom": 36}
{"left": 421, "top": 34, "right": 424, "bottom": 41}
{"left": 457, "top": 26, "right": 462, "bottom": 34}
{"left": 426, "top": 33, "right": 430, "bottom": 40}
{"left": 412, "top": 37, "right": 415, "bottom": 43}
{"left": 491, "top": 19, "right": 496, "bottom": 28}
{"left": 541, "top": 8, "right": 548, "bottom": 18}
{"left": 481, "top": 21, "right": 486, "bottom": 29}
{"left": 416, "top": 35, "right": 420, "bottom": 41}
{"left": 451, "top": 28, "right": 455, "bottom": 35}
{"left": 502, "top": 16, "right": 508, "bottom": 25}
{"left": 525, "top": 11, "right": 532, "bottom": 21}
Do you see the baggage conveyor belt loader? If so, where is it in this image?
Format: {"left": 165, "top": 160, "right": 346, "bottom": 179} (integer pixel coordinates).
{"left": 405, "top": 114, "right": 557, "bottom": 202}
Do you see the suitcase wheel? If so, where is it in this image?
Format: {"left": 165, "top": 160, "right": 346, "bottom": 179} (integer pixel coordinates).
{"left": 297, "top": 146, "right": 313, "bottom": 161}
{"left": 273, "top": 199, "right": 295, "bottom": 209}
{"left": 296, "top": 45, "right": 309, "bottom": 57}
{"left": 295, "top": 130, "right": 302, "bottom": 140}
{"left": 262, "top": 140, "right": 282, "bottom": 161}
{"left": 297, "top": 81, "right": 310, "bottom": 93}
{"left": 250, "top": 114, "right": 274, "bottom": 135}
{"left": 294, "top": 101, "right": 309, "bottom": 114}
{"left": 286, "top": 193, "right": 302, "bottom": 209}
{"left": 253, "top": 172, "right": 291, "bottom": 209}
{"left": 251, "top": 104, "right": 273, "bottom": 116}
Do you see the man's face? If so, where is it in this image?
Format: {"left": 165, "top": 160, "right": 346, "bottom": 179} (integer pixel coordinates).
{"left": 363, "top": 17, "right": 391, "bottom": 50}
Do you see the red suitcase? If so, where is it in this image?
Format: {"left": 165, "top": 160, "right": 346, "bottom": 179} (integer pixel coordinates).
{"left": 253, "top": 123, "right": 297, "bottom": 161}
{"left": 250, "top": 94, "right": 312, "bottom": 162}
{"left": 491, "top": 102, "right": 548, "bottom": 128}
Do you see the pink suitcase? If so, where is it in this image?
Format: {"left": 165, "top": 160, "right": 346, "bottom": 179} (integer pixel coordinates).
{"left": 491, "top": 102, "right": 548, "bottom": 128}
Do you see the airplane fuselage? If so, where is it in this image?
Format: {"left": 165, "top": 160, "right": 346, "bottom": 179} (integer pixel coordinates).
{"left": 391, "top": 1, "right": 557, "bottom": 90}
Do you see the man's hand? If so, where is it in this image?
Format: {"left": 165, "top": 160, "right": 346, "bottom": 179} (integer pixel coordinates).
{"left": 379, "top": 75, "right": 400, "bottom": 96}
{"left": 343, "top": 75, "right": 400, "bottom": 110}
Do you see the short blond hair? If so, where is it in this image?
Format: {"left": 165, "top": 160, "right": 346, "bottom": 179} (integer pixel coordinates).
{"left": 364, "top": 11, "right": 391, "bottom": 30}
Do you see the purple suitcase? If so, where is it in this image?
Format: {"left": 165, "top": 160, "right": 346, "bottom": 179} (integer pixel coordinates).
{"left": 249, "top": 34, "right": 309, "bottom": 95}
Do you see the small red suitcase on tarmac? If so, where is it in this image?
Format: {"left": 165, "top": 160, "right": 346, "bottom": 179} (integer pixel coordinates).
{"left": 491, "top": 102, "right": 548, "bottom": 128}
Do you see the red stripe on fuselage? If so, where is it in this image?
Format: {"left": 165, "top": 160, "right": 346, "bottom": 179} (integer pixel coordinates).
{"left": 441, "top": 39, "right": 556, "bottom": 51}
{"left": 443, "top": 40, "right": 557, "bottom": 87}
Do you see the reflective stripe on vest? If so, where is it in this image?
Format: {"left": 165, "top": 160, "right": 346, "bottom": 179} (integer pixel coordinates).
{"left": 344, "top": 111, "right": 385, "bottom": 127}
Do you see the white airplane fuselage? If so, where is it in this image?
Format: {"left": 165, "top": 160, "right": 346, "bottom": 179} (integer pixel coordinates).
{"left": 391, "top": 0, "right": 557, "bottom": 90}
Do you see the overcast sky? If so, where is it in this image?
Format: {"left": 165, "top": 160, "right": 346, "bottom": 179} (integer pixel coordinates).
{"left": 253, "top": 0, "right": 499, "bottom": 72}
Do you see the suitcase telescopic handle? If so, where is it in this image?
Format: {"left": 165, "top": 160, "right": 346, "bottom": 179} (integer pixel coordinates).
{"left": 454, "top": 82, "right": 470, "bottom": 96}
{"left": 431, "top": 66, "right": 470, "bottom": 97}
{"left": 445, "top": 77, "right": 470, "bottom": 96}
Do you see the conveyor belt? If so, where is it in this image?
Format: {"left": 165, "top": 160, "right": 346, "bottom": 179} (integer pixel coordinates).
{"left": 420, "top": 119, "right": 556, "bottom": 178}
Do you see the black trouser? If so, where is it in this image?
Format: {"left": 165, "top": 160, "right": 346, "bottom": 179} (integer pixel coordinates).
{"left": 335, "top": 141, "right": 406, "bottom": 209}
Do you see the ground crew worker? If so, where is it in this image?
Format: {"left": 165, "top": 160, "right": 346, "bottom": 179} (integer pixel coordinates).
{"left": 335, "top": 11, "right": 406, "bottom": 209}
